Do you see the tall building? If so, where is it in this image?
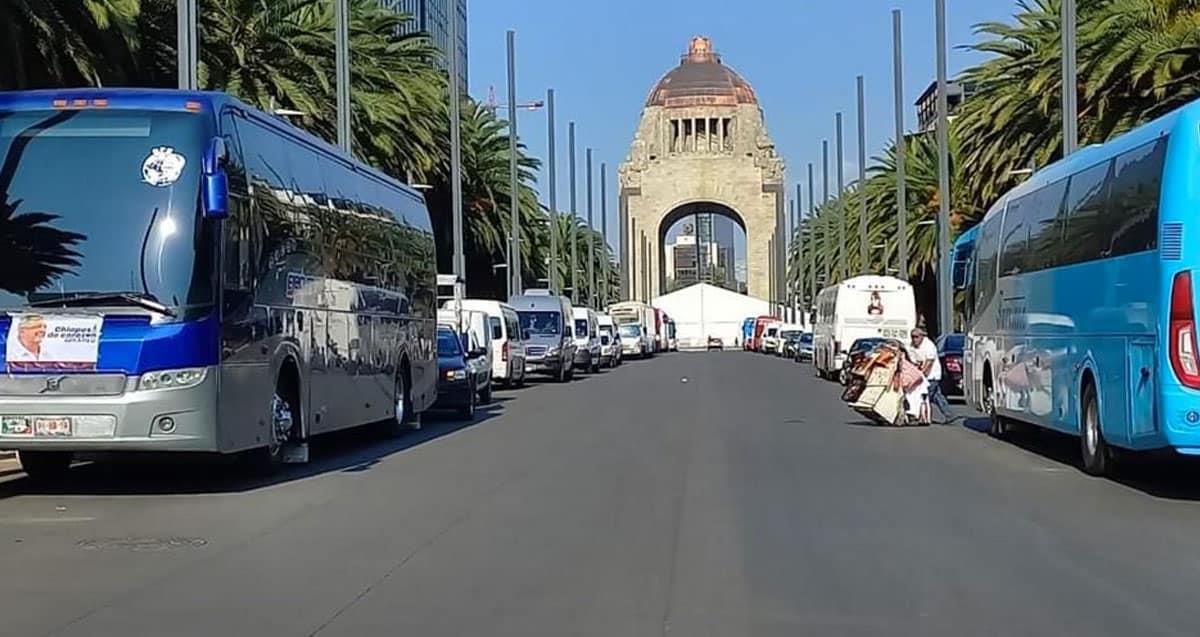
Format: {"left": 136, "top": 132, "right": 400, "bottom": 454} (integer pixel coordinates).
{"left": 915, "top": 80, "right": 975, "bottom": 133}
{"left": 382, "top": 0, "right": 468, "bottom": 91}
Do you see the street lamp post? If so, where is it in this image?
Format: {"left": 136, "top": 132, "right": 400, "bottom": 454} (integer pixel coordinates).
{"left": 1062, "top": 0, "right": 1078, "bottom": 156}
{"left": 506, "top": 30, "right": 521, "bottom": 297}
{"left": 569, "top": 122, "right": 578, "bottom": 304}
{"left": 935, "top": 0, "right": 953, "bottom": 337}
{"left": 586, "top": 148, "right": 595, "bottom": 309}
{"left": 893, "top": 9, "right": 909, "bottom": 281}
{"left": 836, "top": 112, "right": 846, "bottom": 280}
{"left": 547, "top": 89, "right": 558, "bottom": 293}
{"left": 857, "top": 75, "right": 868, "bottom": 274}
{"left": 447, "top": 0, "right": 465, "bottom": 301}
{"left": 176, "top": 0, "right": 198, "bottom": 90}
{"left": 807, "top": 162, "right": 816, "bottom": 307}
{"left": 822, "top": 140, "right": 830, "bottom": 284}
{"left": 601, "top": 162, "right": 609, "bottom": 308}
{"left": 796, "top": 182, "right": 804, "bottom": 323}
{"left": 334, "top": 0, "right": 351, "bottom": 153}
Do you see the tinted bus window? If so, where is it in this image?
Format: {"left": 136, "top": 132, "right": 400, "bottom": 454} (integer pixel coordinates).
{"left": 974, "top": 212, "right": 1001, "bottom": 309}
{"left": 1108, "top": 138, "right": 1166, "bottom": 257}
{"left": 999, "top": 201, "right": 1027, "bottom": 277}
{"left": 1061, "top": 160, "right": 1113, "bottom": 266}
{"left": 1025, "top": 178, "right": 1068, "bottom": 271}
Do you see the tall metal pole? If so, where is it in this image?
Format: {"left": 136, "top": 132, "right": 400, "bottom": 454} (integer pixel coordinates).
{"left": 836, "top": 112, "right": 846, "bottom": 280}
{"left": 601, "top": 163, "right": 609, "bottom": 307}
{"left": 506, "top": 31, "right": 521, "bottom": 296}
{"left": 796, "top": 182, "right": 804, "bottom": 324}
{"left": 857, "top": 75, "right": 868, "bottom": 274}
{"left": 893, "top": 9, "right": 910, "bottom": 280}
{"left": 334, "top": 0, "right": 351, "bottom": 152}
{"left": 176, "top": 0, "right": 198, "bottom": 90}
{"left": 447, "top": 0, "right": 465, "bottom": 297}
{"left": 936, "top": 0, "right": 953, "bottom": 336}
{"left": 822, "top": 140, "right": 830, "bottom": 284}
{"left": 546, "top": 89, "right": 559, "bottom": 293}
{"left": 569, "top": 122, "right": 578, "bottom": 304}
{"left": 789, "top": 199, "right": 797, "bottom": 322}
{"left": 1061, "top": 0, "right": 1078, "bottom": 156}
{"left": 586, "top": 148, "right": 596, "bottom": 308}
{"left": 808, "top": 163, "right": 816, "bottom": 307}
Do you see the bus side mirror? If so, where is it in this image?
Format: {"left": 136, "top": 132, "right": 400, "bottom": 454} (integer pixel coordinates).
{"left": 202, "top": 137, "right": 229, "bottom": 219}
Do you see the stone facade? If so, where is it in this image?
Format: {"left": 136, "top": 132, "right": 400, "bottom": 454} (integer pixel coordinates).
{"left": 619, "top": 37, "right": 785, "bottom": 303}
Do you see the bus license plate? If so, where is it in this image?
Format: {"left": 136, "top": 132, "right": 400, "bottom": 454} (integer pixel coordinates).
{"left": 34, "top": 418, "right": 72, "bottom": 437}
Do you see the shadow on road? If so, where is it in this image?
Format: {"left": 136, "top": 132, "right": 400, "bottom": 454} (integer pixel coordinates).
{"left": 961, "top": 416, "right": 1200, "bottom": 501}
{"left": 0, "top": 397, "right": 510, "bottom": 499}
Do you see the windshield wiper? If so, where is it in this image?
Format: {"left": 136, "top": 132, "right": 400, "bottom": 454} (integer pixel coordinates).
{"left": 27, "top": 292, "right": 176, "bottom": 318}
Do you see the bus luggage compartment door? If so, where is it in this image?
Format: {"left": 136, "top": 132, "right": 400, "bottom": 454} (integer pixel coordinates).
{"left": 1127, "top": 338, "right": 1157, "bottom": 439}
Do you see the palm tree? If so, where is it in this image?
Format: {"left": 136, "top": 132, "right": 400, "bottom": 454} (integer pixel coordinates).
{"left": 0, "top": 0, "right": 140, "bottom": 89}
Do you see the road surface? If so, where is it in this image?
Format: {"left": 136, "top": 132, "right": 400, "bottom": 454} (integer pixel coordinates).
{"left": 3, "top": 352, "right": 1200, "bottom": 636}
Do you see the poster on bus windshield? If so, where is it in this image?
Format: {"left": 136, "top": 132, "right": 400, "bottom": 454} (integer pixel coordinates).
{"left": 4, "top": 314, "right": 102, "bottom": 372}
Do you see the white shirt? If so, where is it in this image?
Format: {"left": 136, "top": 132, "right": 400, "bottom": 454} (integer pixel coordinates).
{"left": 908, "top": 338, "right": 942, "bottom": 382}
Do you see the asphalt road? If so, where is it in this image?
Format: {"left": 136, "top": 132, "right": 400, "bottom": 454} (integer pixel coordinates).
{"left": 4, "top": 351, "right": 1200, "bottom": 636}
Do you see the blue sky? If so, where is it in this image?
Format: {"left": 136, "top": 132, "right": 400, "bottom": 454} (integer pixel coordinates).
{"left": 467, "top": 0, "right": 1016, "bottom": 251}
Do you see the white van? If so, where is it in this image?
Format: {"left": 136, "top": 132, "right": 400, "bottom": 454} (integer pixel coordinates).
{"left": 436, "top": 308, "right": 494, "bottom": 403}
{"left": 596, "top": 313, "right": 622, "bottom": 368}
{"left": 760, "top": 321, "right": 783, "bottom": 354}
{"left": 443, "top": 299, "right": 526, "bottom": 387}
{"left": 572, "top": 307, "right": 602, "bottom": 373}
{"left": 610, "top": 301, "right": 655, "bottom": 357}
{"left": 812, "top": 275, "right": 916, "bottom": 379}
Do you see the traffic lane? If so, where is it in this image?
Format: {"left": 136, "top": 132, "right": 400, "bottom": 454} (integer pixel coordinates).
{"left": 0, "top": 398, "right": 512, "bottom": 637}
{"left": 0, "top": 362, "right": 675, "bottom": 637}
{"left": 732, "top": 353, "right": 1200, "bottom": 635}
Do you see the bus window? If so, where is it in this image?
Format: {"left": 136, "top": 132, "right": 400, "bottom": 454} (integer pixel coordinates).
{"left": 1061, "top": 159, "right": 1113, "bottom": 267}
{"left": 1108, "top": 138, "right": 1166, "bottom": 257}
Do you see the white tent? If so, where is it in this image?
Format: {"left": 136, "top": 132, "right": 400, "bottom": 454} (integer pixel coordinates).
{"left": 652, "top": 283, "right": 769, "bottom": 350}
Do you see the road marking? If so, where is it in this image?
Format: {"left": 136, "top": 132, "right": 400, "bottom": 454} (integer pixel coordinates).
{"left": 0, "top": 516, "right": 96, "bottom": 524}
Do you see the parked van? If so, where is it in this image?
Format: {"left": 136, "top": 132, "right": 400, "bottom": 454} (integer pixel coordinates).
{"left": 610, "top": 301, "right": 655, "bottom": 357}
{"left": 436, "top": 308, "right": 493, "bottom": 404}
{"left": 760, "top": 321, "right": 783, "bottom": 354}
{"left": 572, "top": 307, "right": 602, "bottom": 373}
{"left": 596, "top": 313, "right": 622, "bottom": 368}
{"left": 443, "top": 299, "right": 526, "bottom": 387}
{"left": 509, "top": 291, "right": 577, "bottom": 382}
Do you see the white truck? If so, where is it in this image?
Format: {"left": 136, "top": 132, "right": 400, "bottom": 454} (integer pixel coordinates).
{"left": 609, "top": 301, "right": 655, "bottom": 358}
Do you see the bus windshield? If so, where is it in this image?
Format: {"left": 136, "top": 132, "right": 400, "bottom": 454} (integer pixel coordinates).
{"left": 619, "top": 324, "right": 641, "bottom": 338}
{"left": 0, "top": 109, "right": 212, "bottom": 311}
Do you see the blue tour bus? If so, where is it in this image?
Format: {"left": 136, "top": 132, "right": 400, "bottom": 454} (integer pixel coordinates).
{"left": 965, "top": 98, "right": 1200, "bottom": 475}
{"left": 0, "top": 89, "right": 438, "bottom": 478}
{"left": 951, "top": 224, "right": 980, "bottom": 405}
{"left": 741, "top": 317, "right": 755, "bottom": 350}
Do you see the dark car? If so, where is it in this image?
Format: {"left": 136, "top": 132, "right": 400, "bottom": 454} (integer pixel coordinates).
{"left": 434, "top": 325, "right": 477, "bottom": 419}
{"left": 781, "top": 330, "right": 804, "bottom": 358}
{"left": 937, "top": 333, "right": 966, "bottom": 398}
{"left": 793, "top": 332, "right": 814, "bottom": 363}
{"left": 707, "top": 336, "right": 723, "bottom": 351}
{"left": 839, "top": 337, "right": 892, "bottom": 385}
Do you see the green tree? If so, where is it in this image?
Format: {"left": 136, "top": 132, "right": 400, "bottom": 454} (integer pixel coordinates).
{"left": 0, "top": 0, "right": 140, "bottom": 89}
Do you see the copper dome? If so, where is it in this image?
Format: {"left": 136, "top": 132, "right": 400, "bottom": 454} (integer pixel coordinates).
{"left": 645, "top": 37, "right": 757, "bottom": 108}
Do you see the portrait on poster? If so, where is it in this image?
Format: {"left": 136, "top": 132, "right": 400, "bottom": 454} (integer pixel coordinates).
{"left": 4, "top": 314, "right": 102, "bottom": 372}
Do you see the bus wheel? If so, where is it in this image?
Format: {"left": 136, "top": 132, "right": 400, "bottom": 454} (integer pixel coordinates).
{"left": 984, "top": 376, "right": 1008, "bottom": 438}
{"left": 258, "top": 386, "right": 296, "bottom": 472}
{"left": 19, "top": 450, "right": 73, "bottom": 482}
{"left": 1080, "top": 384, "right": 1113, "bottom": 476}
{"left": 381, "top": 371, "right": 415, "bottom": 438}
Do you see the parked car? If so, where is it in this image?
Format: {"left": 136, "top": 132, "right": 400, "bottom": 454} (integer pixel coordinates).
{"left": 793, "top": 332, "right": 814, "bottom": 363}
{"left": 839, "top": 337, "right": 892, "bottom": 385}
{"left": 572, "top": 307, "right": 602, "bottom": 373}
{"left": 780, "top": 328, "right": 804, "bottom": 357}
{"left": 937, "top": 333, "right": 966, "bottom": 397}
{"left": 433, "top": 325, "right": 477, "bottom": 419}
{"left": 437, "top": 308, "right": 493, "bottom": 404}
{"left": 707, "top": 336, "right": 724, "bottom": 351}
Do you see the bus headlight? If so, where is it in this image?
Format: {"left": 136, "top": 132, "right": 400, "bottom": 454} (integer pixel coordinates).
{"left": 138, "top": 368, "right": 208, "bottom": 391}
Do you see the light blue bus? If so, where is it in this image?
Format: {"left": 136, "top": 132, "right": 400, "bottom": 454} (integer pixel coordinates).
{"left": 964, "top": 99, "right": 1192, "bottom": 475}
{"left": 0, "top": 89, "right": 438, "bottom": 478}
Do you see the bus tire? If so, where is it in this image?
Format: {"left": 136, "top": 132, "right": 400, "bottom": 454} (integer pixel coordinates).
{"left": 19, "top": 450, "right": 73, "bottom": 482}
{"left": 380, "top": 369, "right": 415, "bottom": 438}
{"left": 1080, "top": 382, "right": 1113, "bottom": 477}
{"left": 256, "top": 371, "right": 299, "bottom": 473}
{"left": 984, "top": 370, "right": 1008, "bottom": 438}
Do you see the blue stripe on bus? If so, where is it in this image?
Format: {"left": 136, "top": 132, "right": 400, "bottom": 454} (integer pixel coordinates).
{"left": 0, "top": 311, "right": 219, "bottom": 375}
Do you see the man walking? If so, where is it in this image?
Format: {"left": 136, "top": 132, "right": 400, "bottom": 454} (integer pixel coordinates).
{"left": 909, "top": 327, "right": 952, "bottom": 424}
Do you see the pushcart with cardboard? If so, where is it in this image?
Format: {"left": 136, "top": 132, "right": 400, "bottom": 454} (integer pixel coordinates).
{"left": 840, "top": 343, "right": 924, "bottom": 426}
